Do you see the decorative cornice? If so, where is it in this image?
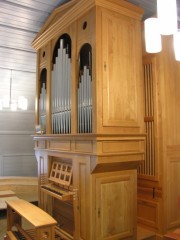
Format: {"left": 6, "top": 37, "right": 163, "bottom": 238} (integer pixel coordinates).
{"left": 32, "top": 0, "right": 144, "bottom": 50}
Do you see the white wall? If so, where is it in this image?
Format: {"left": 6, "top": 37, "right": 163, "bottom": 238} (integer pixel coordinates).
{"left": 0, "top": 69, "right": 37, "bottom": 176}
{"left": 0, "top": 111, "right": 37, "bottom": 176}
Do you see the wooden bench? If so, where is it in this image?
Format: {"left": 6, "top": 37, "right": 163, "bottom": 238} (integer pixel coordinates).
{"left": 5, "top": 199, "right": 57, "bottom": 240}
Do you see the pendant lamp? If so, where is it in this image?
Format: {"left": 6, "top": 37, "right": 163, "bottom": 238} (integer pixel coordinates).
{"left": 157, "top": 0, "right": 177, "bottom": 35}
{"left": 144, "top": 18, "right": 162, "bottom": 53}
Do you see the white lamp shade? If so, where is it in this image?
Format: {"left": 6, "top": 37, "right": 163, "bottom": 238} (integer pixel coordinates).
{"left": 157, "top": 0, "right": 177, "bottom": 35}
{"left": 174, "top": 31, "right": 180, "bottom": 61}
{"left": 144, "top": 18, "right": 162, "bottom": 53}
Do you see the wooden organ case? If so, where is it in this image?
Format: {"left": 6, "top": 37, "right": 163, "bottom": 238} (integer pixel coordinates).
{"left": 137, "top": 34, "right": 180, "bottom": 238}
{"left": 32, "top": 0, "right": 145, "bottom": 239}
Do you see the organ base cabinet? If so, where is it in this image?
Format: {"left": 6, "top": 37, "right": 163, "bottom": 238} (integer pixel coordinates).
{"left": 32, "top": 0, "right": 145, "bottom": 239}
{"left": 34, "top": 135, "right": 144, "bottom": 240}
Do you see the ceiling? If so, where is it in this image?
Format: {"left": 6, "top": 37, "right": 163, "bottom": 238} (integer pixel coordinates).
{"left": 0, "top": 0, "right": 179, "bottom": 111}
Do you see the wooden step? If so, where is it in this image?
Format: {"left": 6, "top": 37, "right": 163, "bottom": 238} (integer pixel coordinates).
{"left": 137, "top": 226, "right": 156, "bottom": 240}
{"left": 0, "top": 190, "right": 19, "bottom": 210}
{"left": 0, "top": 177, "right": 38, "bottom": 203}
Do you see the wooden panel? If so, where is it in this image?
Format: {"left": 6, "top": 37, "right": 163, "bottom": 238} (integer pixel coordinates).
{"left": 37, "top": 141, "right": 46, "bottom": 149}
{"left": 166, "top": 158, "right": 180, "bottom": 229}
{"left": 77, "top": 8, "right": 96, "bottom": 48}
{"left": 73, "top": 156, "right": 91, "bottom": 240}
{"left": 53, "top": 199, "right": 74, "bottom": 236}
{"left": 102, "top": 140, "right": 142, "bottom": 153}
{"left": 101, "top": 9, "right": 141, "bottom": 127}
{"left": 49, "top": 140, "right": 71, "bottom": 151}
{"left": 74, "top": 140, "right": 93, "bottom": 153}
{"left": 156, "top": 37, "right": 180, "bottom": 146}
{"left": 95, "top": 171, "right": 136, "bottom": 239}
{"left": 137, "top": 198, "right": 159, "bottom": 229}
{"left": 39, "top": 46, "right": 47, "bottom": 67}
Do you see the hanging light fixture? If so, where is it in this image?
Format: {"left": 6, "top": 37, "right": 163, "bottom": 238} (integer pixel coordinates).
{"left": 144, "top": 18, "right": 162, "bottom": 53}
{"left": 173, "top": 30, "right": 180, "bottom": 61}
{"left": 0, "top": 69, "right": 28, "bottom": 111}
{"left": 157, "top": 0, "right": 177, "bottom": 35}
{"left": 144, "top": 0, "right": 179, "bottom": 61}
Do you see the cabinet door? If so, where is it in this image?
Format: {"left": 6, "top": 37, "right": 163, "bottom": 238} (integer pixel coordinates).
{"left": 100, "top": 8, "right": 143, "bottom": 129}
{"left": 95, "top": 170, "right": 137, "bottom": 240}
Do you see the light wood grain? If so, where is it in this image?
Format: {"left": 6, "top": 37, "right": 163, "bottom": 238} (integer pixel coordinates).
{"left": 6, "top": 199, "right": 57, "bottom": 227}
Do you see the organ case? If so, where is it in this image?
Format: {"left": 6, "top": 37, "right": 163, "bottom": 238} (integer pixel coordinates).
{"left": 32, "top": 0, "right": 145, "bottom": 239}
{"left": 137, "top": 35, "right": 180, "bottom": 238}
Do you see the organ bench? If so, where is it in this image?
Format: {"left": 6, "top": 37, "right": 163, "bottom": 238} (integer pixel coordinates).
{"left": 4, "top": 199, "right": 57, "bottom": 240}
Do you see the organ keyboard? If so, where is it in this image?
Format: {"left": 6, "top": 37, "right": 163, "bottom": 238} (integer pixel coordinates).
{"left": 4, "top": 199, "right": 57, "bottom": 240}
{"left": 41, "top": 161, "right": 74, "bottom": 202}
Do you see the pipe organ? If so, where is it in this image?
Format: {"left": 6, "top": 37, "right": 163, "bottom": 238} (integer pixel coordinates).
{"left": 32, "top": 0, "right": 145, "bottom": 239}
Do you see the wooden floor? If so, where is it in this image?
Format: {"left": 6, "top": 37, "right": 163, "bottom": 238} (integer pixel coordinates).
{"left": 137, "top": 226, "right": 156, "bottom": 240}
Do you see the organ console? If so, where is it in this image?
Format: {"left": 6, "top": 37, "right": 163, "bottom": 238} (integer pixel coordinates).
{"left": 4, "top": 199, "right": 57, "bottom": 240}
{"left": 32, "top": 0, "right": 145, "bottom": 239}
{"left": 41, "top": 161, "right": 74, "bottom": 202}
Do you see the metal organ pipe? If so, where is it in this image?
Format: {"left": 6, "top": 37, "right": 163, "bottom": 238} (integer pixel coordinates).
{"left": 51, "top": 38, "right": 71, "bottom": 134}
{"left": 78, "top": 59, "right": 92, "bottom": 133}
{"left": 39, "top": 82, "right": 46, "bottom": 133}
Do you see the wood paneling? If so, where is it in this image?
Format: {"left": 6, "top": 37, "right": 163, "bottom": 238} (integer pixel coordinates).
{"left": 138, "top": 198, "right": 159, "bottom": 229}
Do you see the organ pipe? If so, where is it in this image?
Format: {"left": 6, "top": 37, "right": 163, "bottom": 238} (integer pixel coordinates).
{"left": 78, "top": 44, "right": 92, "bottom": 133}
{"left": 51, "top": 37, "right": 71, "bottom": 134}
{"left": 139, "top": 62, "right": 155, "bottom": 177}
{"left": 39, "top": 72, "right": 46, "bottom": 133}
